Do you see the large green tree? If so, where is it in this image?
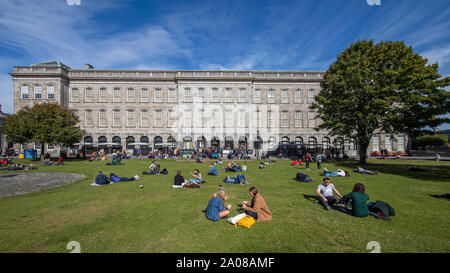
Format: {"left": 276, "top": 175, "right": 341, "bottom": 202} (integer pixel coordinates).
{"left": 311, "top": 40, "right": 449, "bottom": 164}
{"left": 3, "top": 102, "right": 83, "bottom": 159}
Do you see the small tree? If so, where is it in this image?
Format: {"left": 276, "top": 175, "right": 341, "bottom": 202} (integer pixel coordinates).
{"left": 311, "top": 40, "right": 449, "bottom": 164}
{"left": 3, "top": 103, "right": 82, "bottom": 159}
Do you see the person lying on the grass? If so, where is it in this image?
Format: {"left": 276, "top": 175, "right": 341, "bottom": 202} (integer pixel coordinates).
{"left": 241, "top": 187, "right": 272, "bottom": 222}
{"left": 173, "top": 169, "right": 199, "bottom": 188}
{"left": 109, "top": 173, "right": 140, "bottom": 183}
{"left": 315, "top": 177, "right": 344, "bottom": 210}
{"left": 207, "top": 163, "right": 219, "bottom": 176}
{"left": 189, "top": 169, "right": 203, "bottom": 184}
{"left": 353, "top": 166, "right": 377, "bottom": 175}
{"left": 225, "top": 161, "right": 237, "bottom": 172}
{"left": 205, "top": 187, "right": 231, "bottom": 221}
{"left": 339, "top": 183, "right": 370, "bottom": 218}
{"left": 223, "top": 174, "right": 249, "bottom": 184}
{"left": 292, "top": 159, "right": 303, "bottom": 166}
{"left": 91, "top": 171, "right": 109, "bottom": 186}
{"left": 321, "top": 168, "right": 348, "bottom": 177}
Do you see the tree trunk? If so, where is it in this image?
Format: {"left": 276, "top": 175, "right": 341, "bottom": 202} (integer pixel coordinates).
{"left": 41, "top": 142, "right": 45, "bottom": 161}
{"left": 358, "top": 140, "right": 370, "bottom": 165}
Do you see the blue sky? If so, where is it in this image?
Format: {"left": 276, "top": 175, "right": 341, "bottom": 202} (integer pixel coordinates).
{"left": 0, "top": 0, "right": 449, "bottom": 128}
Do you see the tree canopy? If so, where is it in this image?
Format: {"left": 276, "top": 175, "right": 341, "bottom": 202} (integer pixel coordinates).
{"left": 311, "top": 39, "right": 449, "bottom": 164}
{"left": 3, "top": 102, "right": 83, "bottom": 159}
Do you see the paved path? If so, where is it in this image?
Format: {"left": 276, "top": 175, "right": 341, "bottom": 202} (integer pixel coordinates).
{"left": 0, "top": 172, "right": 85, "bottom": 199}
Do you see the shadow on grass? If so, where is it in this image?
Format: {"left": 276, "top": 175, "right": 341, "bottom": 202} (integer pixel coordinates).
{"left": 331, "top": 160, "right": 450, "bottom": 182}
{"left": 302, "top": 194, "right": 318, "bottom": 202}
{"left": 430, "top": 194, "right": 450, "bottom": 200}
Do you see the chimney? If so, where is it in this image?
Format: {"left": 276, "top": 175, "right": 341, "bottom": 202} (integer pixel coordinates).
{"left": 85, "top": 64, "right": 93, "bottom": 70}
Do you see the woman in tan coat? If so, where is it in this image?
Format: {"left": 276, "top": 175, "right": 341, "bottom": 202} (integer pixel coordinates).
{"left": 242, "top": 187, "right": 272, "bottom": 222}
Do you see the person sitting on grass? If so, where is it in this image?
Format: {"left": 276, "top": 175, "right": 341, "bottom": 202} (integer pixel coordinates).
{"left": 241, "top": 187, "right": 272, "bottom": 222}
{"left": 353, "top": 166, "right": 378, "bottom": 175}
{"left": 225, "top": 161, "right": 237, "bottom": 172}
{"left": 42, "top": 158, "right": 53, "bottom": 166}
{"left": 321, "top": 168, "right": 348, "bottom": 177}
{"left": 91, "top": 171, "right": 109, "bottom": 186}
{"left": 189, "top": 169, "right": 203, "bottom": 184}
{"left": 173, "top": 170, "right": 199, "bottom": 188}
{"left": 292, "top": 159, "right": 303, "bottom": 166}
{"left": 208, "top": 163, "right": 219, "bottom": 176}
{"left": 339, "top": 183, "right": 370, "bottom": 218}
{"left": 56, "top": 156, "right": 64, "bottom": 165}
{"left": 149, "top": 161, "right": 157, "bottom": 172}
{"left": 205, "top": 187, "right": 231, "bottom": 221}
{"left": 109, "top": 173, "right": 140, "bottom": 183}
{"left": 315, "top": 177, "right": 344, "bottom": 210}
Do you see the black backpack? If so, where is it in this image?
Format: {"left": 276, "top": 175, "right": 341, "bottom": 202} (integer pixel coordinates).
{"left": 295, "top": 172, "right": 314, "bottom": 182}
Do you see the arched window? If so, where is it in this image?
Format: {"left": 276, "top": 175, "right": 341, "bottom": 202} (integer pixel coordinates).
{"left": 167, "top": 136, "right": 176, "bottom": 148}
{"left": 238, "top": 136, "right": 248, "bottom": 149}
{"left": 126, "top": 136, "right": 135, "bottom": 149}
{"left": 281, "top": 136, "right": 290, "bottom": 144}
{"left": 183, "top": 136, "right": 192, "bottom": 149}
{"left": 140, "top": 136, "right": 149, "bottom": 144}
{"left": 333, "top": 137, "right": 344, "bottom": 150}
{"left": 211, "top": 137, "right": 220, "bottom": 147}
{"left": 197, "top": 136, "right": 206, "bottom": 148}
{"left": 295, "top": 136, "right": 303, "bottom": 144}
{"left": 322, "top": 137, "right": 331, "bottom": 149}
{"left": 98, "top": 136, "right": 107, "bottom": 149}
{"left": 268, "top": 136, "right": 277, "bottom": 150}
{"left": 112, "top": 136, "right": 122, "bottom": 150}
{"left": 225, "top": 136, "right": 234, "bottom": 150}
{"left": 254, "top": 136, "right": 263, "bottom": 150}
{"left": 154, "top": 136, "right": 163, "bottom": 149}
{"left": 309, "top": 137, "right": 317, "bottom": 146}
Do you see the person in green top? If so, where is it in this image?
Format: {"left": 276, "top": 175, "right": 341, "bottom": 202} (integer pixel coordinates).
{"left": 342, "top": 183, "right": 370, "bottom": 217}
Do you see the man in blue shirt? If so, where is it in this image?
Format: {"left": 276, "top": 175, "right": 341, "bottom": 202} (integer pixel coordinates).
{"left": 207, "top": 164, "right": 219, "bottom": 176}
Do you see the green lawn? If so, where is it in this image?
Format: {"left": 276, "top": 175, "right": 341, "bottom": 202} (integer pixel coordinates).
{"left": 0, "top": 158, "right": 449, "bottom": 253}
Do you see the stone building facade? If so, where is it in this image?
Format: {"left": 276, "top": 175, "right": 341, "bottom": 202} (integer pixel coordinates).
{"left": 10, "top": 61, "right": 409, "bottom": 157}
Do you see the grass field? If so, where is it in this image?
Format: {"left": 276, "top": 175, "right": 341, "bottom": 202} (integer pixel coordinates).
{"left": 0, "top": 158, "right": 449, "bottom": 253}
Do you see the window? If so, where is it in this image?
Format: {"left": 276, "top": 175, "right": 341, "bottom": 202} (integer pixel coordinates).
{"left": 168, "top": 88, "right": 177, "bottom": 102}
{"left": 168, "top": 109, "right": 177, "bottom": 127}
{"left": 308, "top": 111, "right": 316, "bottom": 128}
{"left": 141, "top": 88, "right": 148, "bottom": 102}
{"left": 21, "top": 86, "right": 29, "bottom": 99}
{"left": 113, "top": 110, "right": 121, "bottom": 126}
{"left": 294, "top": 111, "right": 302, "bottom": 127}
{"left": 198, "top": 109, "right": 205, "bottom": 128}
{"left": 385, "top": 135, "right": 392, "bottom": 152}
{"left": 154, "top": 110, "right": 162, "bottom": 127}
{"left": 308, "top": 88, "right": 315, "bottom": 103}
{"left": 127, "top": 110, "right": 135, "bottom": 126}
{"left": 113, "top": 88, "right": 121, "bottom": 102}
{"left": 372, "top": 136, "right": 380, "bottom": 152}
{"left": 294, "top": 89, "right": 302, "bottom": 103}
{"left": 267, "top": 89, "right": 275, "bottom": 103}
{"left": 183, "top": 110, "right": 192, "bottom": 127}
{"left": 85, "top": 87, "right": 93, "bottom": 102}
{"left": 141, "top": 109, "right": 149, "bottom": 126}
{"left": 99, "top": 87, "right": 107, "bottom": 102}
{"left": 239, "top": 111, "right": 248, "bottom": 127}
{"left": 397, "top": 136, "right": 405, "bottom": 152}
{"left": 281, "top": 111, "right": 289, "bottom": 127}
{"left": 154, "top": 88, "right": 162, "bottom": 102}
{"left": 281, "top": 89, "right": 289, "bottom": 103}
{"left": 34, "top": 86, "right": 42, "bottom": 99}
{"left": 47, "top": 143, "right": 54, "bottom": 150}
{"left": 127, "top": 88, "right": 135, "bottom": 102}
{"left": 238, "top": 88, "right": 247, "bottom": 103}
{"left": 224, "top": 110, "right": 233, "bottom": 127}
{"left": 211, "top": 88, "right": 220, "bottom": 102}
{"left": 255, "top": 110, "right": 261, "bottom": 128}
{"left": 268, "top": 111, "right": 275, "bottom": 127}
{"left": 47, "top": 86, "right": 55, "bottom": 99}
{"left": 99, "top": 110, "right": 107, "bottom": 126}
{"left": 253, "top": 89, "right": 262, "bottom": 103}
{"left": 85, "top": 110, "right": 93, "bottom": 126}
{"left": 212, "top": 110, "right": 220, "bottom": 127}
{"left": 197, "top": 88, "right": 205, "bottom": 102}
{"left": 184, "top": 88, "right": 192, "bottom": 102}
{"left": 71, "top": 88, "right": 79, "bottom": 102}
{"left": 224, "top": 88, "right": 233, "bottom": 102}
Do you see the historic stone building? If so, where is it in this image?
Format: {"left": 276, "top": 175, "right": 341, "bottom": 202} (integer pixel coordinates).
{"left": 10, "top": 61, "right": 408, "bottom": 157}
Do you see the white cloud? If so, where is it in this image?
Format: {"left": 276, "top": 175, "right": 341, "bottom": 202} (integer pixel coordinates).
{"left": 421, "top": 45, "right": 450, "bottom": 66}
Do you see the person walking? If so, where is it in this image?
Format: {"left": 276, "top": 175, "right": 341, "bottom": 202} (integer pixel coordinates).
{"left": 316, "top": 153, "right": 322, "bottom": 170}
{"left": 305, "top": 153, "right": 311, "bottom": 170}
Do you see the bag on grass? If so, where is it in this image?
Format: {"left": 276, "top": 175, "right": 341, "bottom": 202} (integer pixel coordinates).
{"left": 295, "top": 172, "right": 314, "bottom": 182}
{"left": 235, "top": 216, "right": 256, "bottom": 229}
{"left": 227, "top": 213, "right": 246, "bottom": 225}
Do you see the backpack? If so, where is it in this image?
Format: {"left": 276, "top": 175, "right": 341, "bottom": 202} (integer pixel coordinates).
{"left": 236, "top": 216, "right": 256, "bottom": 229}
{"left": 295, "top": 172, "right": 314, "bottom": 182}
